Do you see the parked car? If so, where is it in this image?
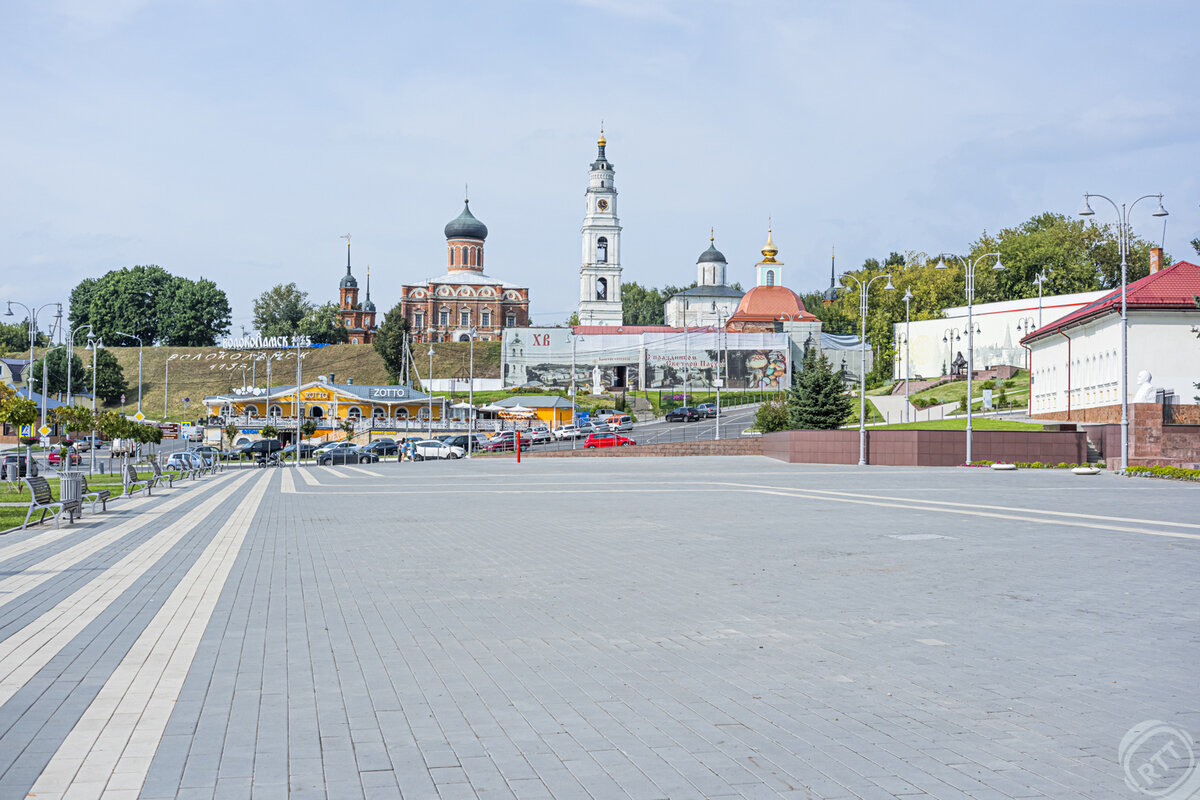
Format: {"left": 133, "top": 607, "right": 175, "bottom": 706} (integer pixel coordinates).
{"left": 164, "top": 452, "right": 198, "bottom": 472}
{"left": 192, "top": 445, "right": 223, "bottom": 460}
{"left": 696, "top": 403, "right": 717, "bottom": 418}
{"left": 525, "top": 426, "right": 552, "bottom": 444}
{"left": 584, "top": 432, "right": 635, "bottom": 448}
{"left": 665, "top": 406, "right": 702, "bottom": 422}
{"left": 411, "top": 439, "right": 465, "bottom": 460}
{"left": 186, "top": 449, "right": 215, "bottom": 467}
{"left": 600, "top": 413, "right": 634, "bottom": 432}
{"left": 236, "top": 439, "right": 284, "bottom": 460}
{"left": 594, "top": 407, "right": 619, "bottom": 418}
{"left": 482, "top": 431, "right": 531, "bottom": 452}
{"left": 1, "top": 453, "right": 38, "bottom": 479}
{"left": 576, "top": 422, "right": 599, "bottom": 437}
{"left": 47, "top": 448, "right": 82, "bottom": 467}
{"left": 438, "top": 433, "right": 490, "bottom": 453}
{"left": 361, "top": 439, "right": 399, "bottom": 457}
{"left": 280, "top": 442, "right": 317, "bottom": 459}
{"left": 317, "top": 447, "right": 375, "bottom": 466}
{"left": 552, "top": 424, "right": 583, "bottom": 440}
{"left": 314, "top": 441, "right": 357, "bottom": 456}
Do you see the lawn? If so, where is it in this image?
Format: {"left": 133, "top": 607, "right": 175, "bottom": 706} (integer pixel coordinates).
{"left": 906, "top": 370, "right": 1030, "bottom": 411}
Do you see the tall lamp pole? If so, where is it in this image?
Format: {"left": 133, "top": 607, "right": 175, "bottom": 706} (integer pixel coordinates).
{"left": 87, "top": 336, "right": 100, "bottom": 475}
{"left": 66, "top": 323, "right": 94, "bottom": 408}
{"left": 113, "top": 332, "right": 144, "bottom": 416}
{"left": 427, "top": 344, "right": 435, "bottom": 439}
{"left": 467, "top": 326, "right": 476, "bottom": 458}
{"left": 1079, "top": 192, "right": 1168, "bottom": 472}
{"left": 5, "top": 301, "right": 62, "bottom": 400}
{"left": 936, "top": 252, "right": 1003, "bottom": 465}
{"left": 570, "top": 334, "right": 584, "bottom": 450}
{"left": 901, "top": 287, "right": 913, "bottom": 421}
{"left": 1032, "top": 270, "right": 1049, "bottom": 328}
{"left": 839, "top": 272, "right": 894, "bottom": 465}
{"left": 715, "top": 310, "right": 725, "bottom": 441}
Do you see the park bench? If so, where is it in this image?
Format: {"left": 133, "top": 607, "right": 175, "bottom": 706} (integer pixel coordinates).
{"left": 124, "top": 463, "right": 152, "bottom": 497}
{"left": 149, "top": 460, "right": 174, "bottom": 489}
{"left": 80, "top": 475, "right": 112, "bottom": 514}
{"left": 21, "top": 476, "right": 81, "bottom": 530}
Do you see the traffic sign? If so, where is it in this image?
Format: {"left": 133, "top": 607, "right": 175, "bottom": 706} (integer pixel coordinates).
{"left": 19, "top": 424, "right": 31, "bottom": 438}
{"left": 39, "top": 436, "right": 50, "bottom": 448}
{"left": 38, "top": 424, "right": 51, "bottom": 436}
{"left": 134, "top": 411, "right": 145, "bottom": 422}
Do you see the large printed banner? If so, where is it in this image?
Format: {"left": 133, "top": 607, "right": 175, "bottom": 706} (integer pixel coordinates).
{"left": 502, "top": 328, "right": 791, "bottom": 391}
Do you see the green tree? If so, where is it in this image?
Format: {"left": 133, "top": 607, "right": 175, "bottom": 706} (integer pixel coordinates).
{"left": 1192, "top": 237, "right": 1200, "bottom": 257}
{"left": 68, "top": 265, "right": 231, "bottom": 345}
{"left": 224, "top": 423, "right": 240, "bottom": 449}
{"left": 564, "top": 311, "right": 580, "bottom": 326}
{"left": 788, "top": 350, "right": 852, "bottom": 429}
{"left": 340, "top": 419, "right": 354, "bottom": 441}
{"left": 300, "top": 419, "right": 318, "bottom": 441}
{"left": 163, "top": 277, "right": 232, "bottom": 346}
{"left": 0, "top": 318, "right": 49, "bottom": 354}
{"left": 253, "top": 283, "right": 309, "bottom": 337}
{"left": 372, "top": 302, "right": 411, "bottom": 382}
{"left": 260, "top": 424, "right": 280, "bottom": 440}
{"left": 754, "top": 398, "right": 790, "bottom": 433}
{"left": 299, "top": 302, "right": 350, "bottom": 344}
{"left": 91, "top": 349, "right": 128, "bottom": 404}
{"left": 621, "top": 282, "right": 665, "bottom": 325}
{"left": 29, "top": 350, "right": 87, "bottom": 396}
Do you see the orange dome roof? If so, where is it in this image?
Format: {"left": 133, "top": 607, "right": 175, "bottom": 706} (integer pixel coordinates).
{"left": 729, "top": 285, "right": 816, "bottom": 323}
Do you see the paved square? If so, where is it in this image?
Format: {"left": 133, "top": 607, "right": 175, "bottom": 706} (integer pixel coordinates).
{"left": 0, "top": 457, "right": 1197, "bottom": 799}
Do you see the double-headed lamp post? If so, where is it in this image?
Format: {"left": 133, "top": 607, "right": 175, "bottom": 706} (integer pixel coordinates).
{"left": 1014, "top": 317, "right": 1036, "bottom": 369}
{"left": 5, "top": 301, "right": 62, "bottom": 400}
{"left": 427, "top": 344, "right": 435, "bottom": 439}
{"left": 467, "top": 326, "right": 476, "bottom": 458}
{"left": 936, "top": 252, "right": 1003, "bottom": 465}
{"left": 569, "top": 334, "right": 585, "bottom": 450}
{"left": 1079, "top": 192, "right": 1168, "bottom": 473}
{"left": 901, "top": 286, "right": 913, "bottom": 422}
{"left": 1032, "top": 270, "right": 1049, "bottom": 328}
{"left": 86, "top": 335, "right": 100, "bottom": 475}
{"left": 840, "top": 272, "right": 894, "bottom": 465}
{"left": 942, "top": 327, "right": 964, "bottom": 378}
{"left": 113, "top": 332, "right": 144, "bottom": 416}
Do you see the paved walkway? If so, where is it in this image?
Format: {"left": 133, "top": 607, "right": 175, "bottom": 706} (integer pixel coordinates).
{"left": 1, "top": 459, "right": 1197, "bottom": 798}
{"left": 868, "top": 395, "right": 960, "bottom": 424}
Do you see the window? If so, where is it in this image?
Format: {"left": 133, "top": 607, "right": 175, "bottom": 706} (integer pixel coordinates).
{"left": 766, "top": 270, "right": 775, "bottom": 286}
{"left": 481, "top": 310, "right": 491, "bottom": 327}
{"left": 478, "top": 250, "right": 483, "bottom": 268}
{"left": 414, "top": 312, "right": 424, "bottom": 328}
{"left": 372, "top": 407, "right": 386, "bottom": 419}
{"left": 460, "top": 310, "right": 469, "bottom": 326}
{"left": 596, "top": 277, "right": 608, "bottom": 300}
{"left": 395, "top": 408, "right": 408, "bottom": 419}
{"left": 269, "top": 404, "right": 283, "bottom": 418}
{"left": 597, "top": 236, "right": 608, "bottom": 263}
{"left": 505, "top": 313, "right": 516, "bottom": 327}
{"left": 439, "top": 310, "right": 449, "bottom": 326}
{"left": 347, "top": 407, "right": 362, "bottom": 419}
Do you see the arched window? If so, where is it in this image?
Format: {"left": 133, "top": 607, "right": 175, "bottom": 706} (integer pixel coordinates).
{"left": 372, "top": 407, "right": 386, "bottom": 419}
{"left": 459, "top": 334, "right": 470, "bottom": 342}
{"left": 395, "top": 408, "right": 409, "bottom": 419}
{"left": 347, "top": 406, "right": 362, "bottom": 419}
{"left": 269, "top": 404, "right": 283, "bottom": 418}
{"left": 766, "top": 270, "right": 776, "bottom": 286}
{"left": 596, "top": 277, "right": 608, "bottom": 300}
{"left": 597, "top": 236, "right": 608, "bottom": 263}
{"left": 309, "top": 406, "right": 324, "bottom": 419}
{"left": 478, "top": 249, "right": 483, "bottom": 268}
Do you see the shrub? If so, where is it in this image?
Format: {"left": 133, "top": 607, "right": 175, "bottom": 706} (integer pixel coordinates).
{"left": 754, "top": 399, "right": 791, "bottom": 434}
{"left": 1125, "top": 465, "right": 1200, "bottom": 482}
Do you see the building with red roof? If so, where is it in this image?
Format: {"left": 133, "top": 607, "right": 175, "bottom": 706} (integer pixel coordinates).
{"left": 1020, "top": 254, "right": 1200, "bottom": 422}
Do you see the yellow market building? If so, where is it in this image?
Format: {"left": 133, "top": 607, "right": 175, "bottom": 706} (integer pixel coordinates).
{"left": 204, "top": 379, "right": 447, "bottom": 432}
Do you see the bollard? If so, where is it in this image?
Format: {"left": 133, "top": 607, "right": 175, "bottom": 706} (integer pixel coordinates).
{"left": 516, "top": 431, "right": 521, "bottom": 464}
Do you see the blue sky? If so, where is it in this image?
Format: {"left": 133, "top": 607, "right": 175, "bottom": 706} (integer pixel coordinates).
{"left": 2, "top": 0, "right": 1197, "bottom": 333}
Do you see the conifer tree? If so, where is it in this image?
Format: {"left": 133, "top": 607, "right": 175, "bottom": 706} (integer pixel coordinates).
{"left": 787, "top": 350, "right": 852, "bottom": 430}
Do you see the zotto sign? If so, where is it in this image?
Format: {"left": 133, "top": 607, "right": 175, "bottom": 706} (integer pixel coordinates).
{"left": 370, "top": 388, "right": 408, "bottom": 398}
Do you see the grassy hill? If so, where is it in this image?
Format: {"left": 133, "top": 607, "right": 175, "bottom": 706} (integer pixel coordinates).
{"left": 13, "top": 341, "right": 502, "bottom": 422}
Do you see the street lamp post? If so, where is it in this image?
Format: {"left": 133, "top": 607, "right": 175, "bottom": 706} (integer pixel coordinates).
{"left": 113, "top": 332, "right": 144, "bottom": 416}
{"left": 936, "top": 252, "right": 1003, "bottom": 465}
{"left": 901, "top": 287, "right": 913, "bottom": 422}
{"left": 294, "top": 334, "right": 303, "bottom": 466}
{"left": 570, "top": 334, "right": 585, "bottom": 450}
{"left": 715, "top": 310, "right": 725, "bottom": 441}
{"left": 839, "top": 272, "right": 894, "bottom": 465}
{"left": 942, "top": 327, "right": 964, "bottom": 380}
{"left": 87, "top": 336, "right": 99, "bottom": 475}
{"left": 427, "top": 345, "right": 435, "bottom": 439}
{"left": 66, "top": 324, "right": 94, "bottom": 408}
{"left": 467, "top": 326, "right": 476, "bottom": 458}
{"left": 1079, "top": 192, "right": 1168, "bottom": 472}
{"left": 1032, "top": 270, "right": 1049, "bottom": 328}
{"left": 40, "top": 344, "right": 66, "bottom": 440}
{"left": 1013, "top": 317, "right": 1036, "bottom": 369}
{"left": 5, "top": 301, "right": 62, "bottom": 400}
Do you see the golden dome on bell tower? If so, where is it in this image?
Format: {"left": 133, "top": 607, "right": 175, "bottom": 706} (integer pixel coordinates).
{"left": 760, "top": 225, "right": 779, "bottom": 263}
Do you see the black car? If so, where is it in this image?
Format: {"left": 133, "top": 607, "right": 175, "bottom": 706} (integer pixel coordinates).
{"left": 664, "top": 406, "right": 702, "bottom": 422}
{"left": 438, "top": 433, "right": 490, "bottom": 453}
{"left": 280, "top": 442, "right": 317, "bottom": 459}
{"left": 1, "top": 453, "right": 39, "bottom": 480}
{"left": 317, "top": 448, "right": 377, "bottom": 466}
{"left": 361, "top": 439, "right": 398, "bottom": 457}
{"left": 696, "top": 403, "right": 717, "bottom": 418}
{"left": 236, "top": 439, "right": 284, "bottom": 460}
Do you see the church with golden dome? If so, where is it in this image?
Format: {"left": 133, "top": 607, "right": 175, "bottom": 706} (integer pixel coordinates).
{"left": 725, "top": 227, "right": 820, "bottom": 334}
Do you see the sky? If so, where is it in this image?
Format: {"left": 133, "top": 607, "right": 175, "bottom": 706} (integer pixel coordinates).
{"left": 2, "top": 0, "right": 1198, "bottom": 334}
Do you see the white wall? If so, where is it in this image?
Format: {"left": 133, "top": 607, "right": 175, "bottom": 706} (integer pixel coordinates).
{"left": 893, "top": 290, "right": 1107, "bottom": 380}
{"left": 1028, "top": 310, "right": 1200, "bottom": 414}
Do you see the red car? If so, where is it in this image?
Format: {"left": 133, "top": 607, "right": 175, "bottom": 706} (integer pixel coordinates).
{"left": 483, "top": 431, "right": 531, "bottom": 452}
{"left": 47, "top": 448, "right": 82, "bottom": 466}
{"left": 584, "top": 432, "right": 634, "bottom": 448}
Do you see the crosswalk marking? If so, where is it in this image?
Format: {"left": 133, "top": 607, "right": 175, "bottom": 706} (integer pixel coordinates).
{"left": 27, "top": 472, "right": 270, "bottom": 800}
{"left": 0, "top": 472, "right": 253, "bottom": 709}
{"left": 295, "top": 467, "right": 321, "bottom": 486}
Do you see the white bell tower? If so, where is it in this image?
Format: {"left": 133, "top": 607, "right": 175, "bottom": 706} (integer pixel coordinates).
{"left": 577, "top": 127, "right": 623, "bottom": 326}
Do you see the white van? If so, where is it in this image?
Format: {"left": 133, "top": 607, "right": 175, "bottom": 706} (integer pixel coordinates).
{"left": 601, "top": 413, "right": 633, "bottom": 432}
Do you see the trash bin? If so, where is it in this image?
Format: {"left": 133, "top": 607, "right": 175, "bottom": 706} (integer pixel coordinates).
{"left": 61, "top": 471, "right": 84, "bottom": 504}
